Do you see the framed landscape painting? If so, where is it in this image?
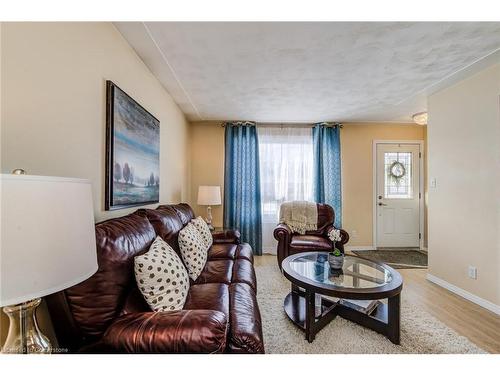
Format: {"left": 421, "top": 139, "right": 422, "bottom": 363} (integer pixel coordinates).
{"left": 105, "top": 80, "right": 160, "bottom": 210}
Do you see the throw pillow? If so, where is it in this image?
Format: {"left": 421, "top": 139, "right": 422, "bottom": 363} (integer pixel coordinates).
{"left": 178, "top": 223, "right": 208, "bottom": 281}
{"left": 134, "top": 236, "right": 189, "bottom": 312}
{"left": 191, "top": 216, "right": 213, "bottom": 248}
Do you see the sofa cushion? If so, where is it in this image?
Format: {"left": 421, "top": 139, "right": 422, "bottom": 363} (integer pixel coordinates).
{"left": 208, "top": 244, "right": 237, "bottom": 260}
{"left": 193, "top": 259, "right": 234, "bottom": 286}
{"left": 169, "top": 203, "right": 195, "bottom": 225}
{"left": 290, "top": 234, "right": 332, "bottom": 251}
{"left": 64, "top": 212, "right": 156, "bottom": 341}
{"left": 231, "top": 259, "right": 257, "bottom": 291}
{"left": 227, "top": 283, "right": 264, "bottom": 354}
{"left": 137, "top": 207, "right": 184, "bottom": 256}
{"left": 184, "top": 283, "right": 230, "bottom": 317}
{"left": 178, "top": 223, "right": 209, "bottom": 281}
{"left": 134, "top": 237, "right": 189, "bottom": 312}
{"left": 121, "top": 288, "right": 151, "bottom": 315}
{"left": 236, "top": 243, "right": 254, "bottom": 263}
{"left": 208, "top": 243, "right": 254, "bottom": 264}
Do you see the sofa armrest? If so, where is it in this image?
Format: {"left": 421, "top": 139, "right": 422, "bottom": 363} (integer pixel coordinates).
{"left": 102, "top": 310, "right": 228, "bottom": 353}
{"left": 212, "top": 229, "right": 241, "bottom": 244}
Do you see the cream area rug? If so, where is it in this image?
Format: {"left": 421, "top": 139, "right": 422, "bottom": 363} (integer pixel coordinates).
{"left": 255, "top": 262, "right": 485, "bottom": 354}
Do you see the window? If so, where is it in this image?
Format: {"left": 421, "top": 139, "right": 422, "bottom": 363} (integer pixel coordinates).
{"left": 258, "top": 127, "right": 314, "bottom": 253}
{"left": 384, "top": 152, "right": 412, "bottom": 199}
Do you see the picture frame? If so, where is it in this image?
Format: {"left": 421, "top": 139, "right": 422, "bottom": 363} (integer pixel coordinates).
{"left": 105, "top": 80, "right": 160, "bottom": 210}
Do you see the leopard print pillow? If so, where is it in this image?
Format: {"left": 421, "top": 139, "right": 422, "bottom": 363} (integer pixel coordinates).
{"left": 191, "top": 216, "right": 213, "bottom": 248}
{"left": 178, "top": 223, "right": 208, "bottom": 280}
{"left": 134, "top": 236, "right": 189, "bottom": 312}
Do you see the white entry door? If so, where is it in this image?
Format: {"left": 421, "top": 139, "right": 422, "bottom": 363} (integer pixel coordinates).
{"left": 376, "top": 143, "right": 421, "bottom": 248}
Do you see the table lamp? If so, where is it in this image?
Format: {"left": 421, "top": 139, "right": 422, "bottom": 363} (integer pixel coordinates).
{"left": 1, "top": 171, "right": 98, "bottom": 354}
{"left": 197, "top": 185, "right": 221, "bottom": 230}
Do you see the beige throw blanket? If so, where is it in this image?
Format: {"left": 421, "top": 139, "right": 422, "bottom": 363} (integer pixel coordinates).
{"left": 279, "top": 201, "right": 318, "bottom": 234}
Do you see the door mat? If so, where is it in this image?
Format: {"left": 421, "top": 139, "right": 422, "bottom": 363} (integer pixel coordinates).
{"left": 351, "top": 249, "right": 427, "bottom": 269}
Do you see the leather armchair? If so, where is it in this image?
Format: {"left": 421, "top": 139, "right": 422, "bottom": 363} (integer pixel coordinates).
{"left": 102, "top": 310, "right": 228, "bottom": 353}
{"left": 274, "top": 203, "right": 349, "bottom": 269}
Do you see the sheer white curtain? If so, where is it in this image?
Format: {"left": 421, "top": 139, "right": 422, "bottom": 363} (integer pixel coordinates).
{"left": 258, "top": 126, "right": 314, "bottom": 254}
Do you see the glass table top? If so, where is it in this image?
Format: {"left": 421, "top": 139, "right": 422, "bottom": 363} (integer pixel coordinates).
{"left": 287, "top": 253, "right": 393, "bottom": 289}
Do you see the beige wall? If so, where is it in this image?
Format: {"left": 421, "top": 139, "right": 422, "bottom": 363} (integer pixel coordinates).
{"left": 428, "top": 64, "right": 500, "bottom": 307}
{"left": 1, "top": 23, "right": 190, "bottom": 222}
{"left": 190, "top": 121, "right": 225, "bottom": 227}
{"left": 341, "top": 123, "right": 426, "bottom": 246}
{"left": 189, "top": 121, "right": 426, "bottom": 247}
{"left": 1, "top": 22, "right": 190, "bottom": 347}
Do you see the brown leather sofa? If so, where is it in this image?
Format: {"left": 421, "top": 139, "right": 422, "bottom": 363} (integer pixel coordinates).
{"left": 46, "top": 203, "right": 264, "bottom": 354}
{"left": 273, "top": 203, "right": 349, "bottom": 269}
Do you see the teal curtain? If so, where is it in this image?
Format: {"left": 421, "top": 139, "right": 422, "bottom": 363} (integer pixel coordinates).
{"left": 313, "top": 123, "right": 342, "bottom": 227}
{"left": 223, "top": 122, "right": 262, "bottom": 254}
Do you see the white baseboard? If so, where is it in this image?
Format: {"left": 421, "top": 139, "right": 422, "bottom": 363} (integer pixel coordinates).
{"left": 426, "top": 273, "right": 500, "bottom": 315}
{"left": 261, "top": 247, "right": 277, "bottom": 255}
{"left": 345, "top": 246, "right": 376, "bottom": 251}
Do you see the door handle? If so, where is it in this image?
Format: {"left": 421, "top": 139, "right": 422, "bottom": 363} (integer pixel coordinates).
{"left": 378, "top": 202, "right": 388, "bottom": 206}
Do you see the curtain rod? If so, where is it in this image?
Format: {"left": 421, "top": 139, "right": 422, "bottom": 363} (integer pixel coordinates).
{"left": 220, "top": 122, "right": 343, "bottom": 128}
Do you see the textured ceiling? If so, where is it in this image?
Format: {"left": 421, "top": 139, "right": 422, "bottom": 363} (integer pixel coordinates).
{"left": 116, "top": 22, "right": 500, "bottom": 123}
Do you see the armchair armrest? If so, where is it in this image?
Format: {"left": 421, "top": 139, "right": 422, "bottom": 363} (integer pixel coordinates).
{"left": 274, "top": 223, "right": 292, "bottom": 270}
{"left": 212, "top": 229, "right": 241, "bottom": 244}
{"left": 339, "top": 228, "right": 350, "bottom": 245}
{"left": 102, "top": 310, "right": 228, "bottom": 353}
{"left": 273, "top": 223, "right": 292, "bottom": 242}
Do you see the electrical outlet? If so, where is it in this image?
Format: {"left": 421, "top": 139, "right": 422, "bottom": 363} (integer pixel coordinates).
{"left": 430, "top": 177, "right": 437, "bottom": 188}
{"left": 351, "top": 230, "right": 358, "bottom": 238}
{"left": 468, "top": 266, "right": 477, "bottom": 280}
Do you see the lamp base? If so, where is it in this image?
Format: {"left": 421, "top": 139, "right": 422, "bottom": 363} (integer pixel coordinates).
{"left": 2, "top": 298, "right": 52, "bottom": 354}
{"left": 205, "top": 206, "right": 215, "bottom": 231}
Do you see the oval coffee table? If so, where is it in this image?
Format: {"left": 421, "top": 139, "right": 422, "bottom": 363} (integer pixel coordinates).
{"left": 282, "top": 252, "right": 403, "bottom": 344}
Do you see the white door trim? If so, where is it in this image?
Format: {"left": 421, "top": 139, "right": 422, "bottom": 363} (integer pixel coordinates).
{"left": 372, "top": 140, "right": 425, "bottom": 249}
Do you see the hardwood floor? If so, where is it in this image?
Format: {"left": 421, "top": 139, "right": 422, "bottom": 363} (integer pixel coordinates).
{"left": 397, "top": 268, "right": 500, "bottom": 353}
{"left": 255, "top": 254, "right": 500, "bottom": 353}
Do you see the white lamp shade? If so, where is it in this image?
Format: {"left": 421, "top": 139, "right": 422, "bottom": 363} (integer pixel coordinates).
{"left": 1, "top": 174, "right": 98, "bottom": 306}
{"left": 197, "top": 185, "right": 221, "bottom": 206}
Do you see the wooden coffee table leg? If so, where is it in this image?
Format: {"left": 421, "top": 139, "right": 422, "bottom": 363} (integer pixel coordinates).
{"left": 387, "top": 293, "right": 401, "bottom": 345}
{"left": 305, "top": 290, "right": 316, "bottom": 343}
